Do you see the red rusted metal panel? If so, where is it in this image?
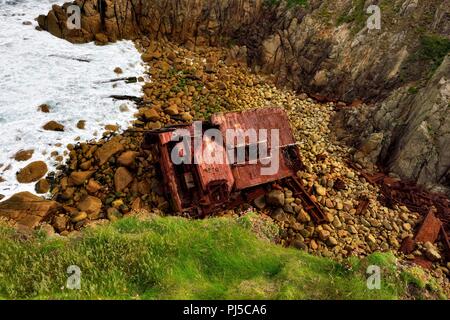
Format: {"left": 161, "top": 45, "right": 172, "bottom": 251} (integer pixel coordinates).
{"left": 415, "top": 210, "right": 442, "bottom": 243}
{"left": 194, "top": 136, "right": 234, "bottom": 192}
{"left": 211, "top": 107, "right": 298, "bottom": 190}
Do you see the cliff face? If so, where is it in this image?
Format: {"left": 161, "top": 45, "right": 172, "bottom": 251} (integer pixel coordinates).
{"left": 37, "top": 0, "right": 450, "bottom": 192}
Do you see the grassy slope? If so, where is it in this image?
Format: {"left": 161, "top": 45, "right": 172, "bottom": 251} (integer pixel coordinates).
{"left": 0, "top": 215, "right": 443, "bottom": 300}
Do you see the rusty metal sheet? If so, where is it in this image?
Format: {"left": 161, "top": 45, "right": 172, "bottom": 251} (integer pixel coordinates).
{"left": 414, "top": 210, "right": 442, "bottom": 243}
{"left": 211, "top": 107, "right": 298, "bottom": 190}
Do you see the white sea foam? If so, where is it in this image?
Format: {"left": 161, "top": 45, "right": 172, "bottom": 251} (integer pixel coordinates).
{"left": 0, "top": 0, "right": 145, "bottom": 198}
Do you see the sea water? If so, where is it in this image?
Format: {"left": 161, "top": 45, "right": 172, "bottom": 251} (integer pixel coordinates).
{"left": 0, "top": 0, "right": 145, "bottom": 197}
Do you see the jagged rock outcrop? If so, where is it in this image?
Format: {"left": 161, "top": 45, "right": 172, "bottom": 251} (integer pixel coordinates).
{"left": 338, "top": 56, "right": 450, "bottom": 194}
{"left": 0, "top": 192, "right": 59, "bottom": 228}
{"left": 37, "top": 0, "right": 450, "bottom": 190}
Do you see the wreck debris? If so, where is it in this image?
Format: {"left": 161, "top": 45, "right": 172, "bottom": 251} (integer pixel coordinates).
{"left": 141, "top": 107, "right": 325, "bottom": 222}
{"left": 349, "top": 163, "right": 450, "bottom": 263}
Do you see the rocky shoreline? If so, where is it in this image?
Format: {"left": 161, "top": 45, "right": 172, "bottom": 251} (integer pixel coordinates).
{"left": 0, "top": 37, "right": 449, "bottom": 285}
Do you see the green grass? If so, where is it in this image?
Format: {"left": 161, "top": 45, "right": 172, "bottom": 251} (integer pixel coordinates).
{"left": 336, "top": 0, "right": 366, "bottom": 31}
{"left": 266, "top": 0, "right": 308, "bottom": 9}
{"left": 0, "top": 215, "right": 441, "bottom": 300}
{"left": 416, "top": 34, "right": 450, "bottom": 72}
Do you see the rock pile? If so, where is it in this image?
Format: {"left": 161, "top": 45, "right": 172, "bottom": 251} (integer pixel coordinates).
{"left": 0, "top": 39, "right": 447, "bottom": 275}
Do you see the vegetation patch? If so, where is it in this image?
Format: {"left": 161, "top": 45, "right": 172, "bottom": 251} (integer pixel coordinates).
{"left": 416, "top": 34, "right": 450, "bottom": 72}
{"left": 0, "top": 216, "right": 443, "bottom": 300}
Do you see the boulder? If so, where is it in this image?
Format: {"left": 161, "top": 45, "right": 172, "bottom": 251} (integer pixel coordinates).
{"left": 16, "top": 161, "right": 48, "bottom": 183}
{"left": 14, "top": 149, "right": 34, "bottom": 161}
{"left": 114, "top": 167, "right": 134, "bottom": 192}
{"left": 117, "top": 151, "right": 138, "bottom": 167}
{"left": 43, "top": 121, "right": 64, "bottom": 131}
{"left": 37, "top": 104, "right": 50, "bottom": 113}
{"left": 35, "top": 179, "right": 50, "bottom": 194}
{"left": 266, "top": 190, "right": 285, "bottom": 207}
{"left": 77, "top": 196, "right": 102, "bottom": 219}
{"left": 164, "top": 104, "right": 179, "bottom": 116}
{"left": 52, "top": 215, "right": 68, "bottom": 233}
{"left": 143, "top": 108, "right": 160, "bottom": 121}
{"left": 69, "top": 171, "right": 95, "bottom": 186}
{"left": 94, "top": 138, "right": 124, "bottom": 165}
{"left": 86, "top": 179, "right": 102, "bottom": 194}
{"left": 0, "top": 192, "right": 59, "bottom": 228}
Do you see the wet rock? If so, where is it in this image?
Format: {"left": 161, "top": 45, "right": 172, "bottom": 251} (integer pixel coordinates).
{"left": 16, "top": 161, "right": 48, "bottom": 183}
{"left": 43, "top": 121, "right": 64, "bottom": 131}
{"left": 14, "top": 149, "right": 34, "bottom": 161}
{"left": 35, "top": 179, "right": 50, "bottom": 194}
{"left": 0, "top": 192, "right": 59, "bottom": 228}
{"left": 37, "top": 104, "right": 50, "bottom": 113}
{"left": 107, "top": 207, "right": 123, "bottom": 221}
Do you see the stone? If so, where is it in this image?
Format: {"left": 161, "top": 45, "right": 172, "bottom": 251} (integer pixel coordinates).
{"left": 95, "top": 138, "right": 124, "bottom": 166}
{"left": 117, "top": 151, "right": 138, "bottom": 167}
{"left": 297, "top": 209, "right": 311, "bottom": 223}
{"left": 76, "top": 120, "right": 86, "bottom": 129}
{"left": 181, "top": 112, "right": 193, "bottom": 122}
{"left": 71, "top": 211, "right": 88, "bottom": 223}
{"left": 114, "top": 167, "right": 134, "bottom": 192}
{"left": 95, "top": 33, "right": 109, "bottom": 44}
{"left": 16, "top": 161, "right": 48, "bottom": 183}
{"left": 35, "top": 179, "right": 50, "bottom": 194}
{"left": 143, "top": 108, "right": 160, "bottom": 121}
{"left": 69, "top": 171, "right": 95, "bottom": 186}
{"left": 86, "top": 179, "right": 102, "bottom": 194}
{"left": 107, "top": 208, "right": 123, "bottom": 222}
{"left": 266, "top": 190, "right": 285, "bottom": 207}
{"left": 39, "top": 223, "right": 55, "bottom": 237}
{"left": 114, "top": 67, "right": 123, "bottom": 74}
{"left": 0, "top": 192, "right": 59, "bottom": 228}
{"left": 291, "top": 240, "right": 308, "bottom": 251}
{"left": 254, "top": 195, "right": 266, "bottom": 209}
{"left": 318, "top": 229, "right": 331, "bottom": 241}
{"left": 37, "top": 104, "right": 50, "bottom": 113}
{"left": 77, "top": 196, "right": 102, "bottom": 219}
{"left": 52, "top": 215, "right": 68, "bottom": 233}
{"left": 165, "top": 104, "right": 179, "bottom": 116}
{"left": 327, "top": 237, "right": 338, "bottom": 247}
{"left": 112, "top": 199, "right": 124, "bottom": 209}
{"left": 315, "top": 184, "right": 327, "bottom": 196}
{"left": 43, "top": 121, "right": 64, "bottom": 131}
{"left": 425, "top": 247, "right": 441, "bottom": 262}
{"left": 14, "top": 149, "right": 34, "bottom": 161}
